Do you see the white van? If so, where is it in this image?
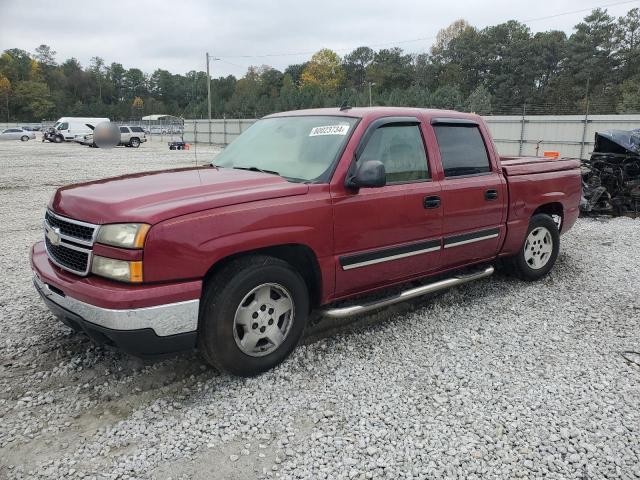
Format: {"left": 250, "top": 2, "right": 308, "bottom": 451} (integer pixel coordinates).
{"left": 50, "top": 117, "right": 110, "bottom": 143}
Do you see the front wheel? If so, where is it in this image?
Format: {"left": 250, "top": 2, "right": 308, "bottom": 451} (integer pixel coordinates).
{"left": 53, "top": 135, "right": 63, "bottom": 143}
{"left": 21, "top": 135, "right": 29, "bottom": 142}
{"left": 130, "top": 138, "right": 140, "bottom": 148}
{"left": 198, "top": 255, "right": 309, "bottom": 376}
{"left": 505, "top": 213, "right": 560, "bottom": 281}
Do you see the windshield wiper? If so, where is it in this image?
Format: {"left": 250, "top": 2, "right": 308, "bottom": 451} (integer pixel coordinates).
{"left": 233, "top": 166, "right": 280, "bottom": 176}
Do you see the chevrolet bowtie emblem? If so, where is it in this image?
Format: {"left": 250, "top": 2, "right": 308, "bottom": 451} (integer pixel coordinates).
{"left": 46, "top": 226, "right": 62, "bottom": 246}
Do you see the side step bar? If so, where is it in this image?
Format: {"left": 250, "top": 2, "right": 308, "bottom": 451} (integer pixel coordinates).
{"left": 321, "top": 265, "right": 494, "bottom": 319}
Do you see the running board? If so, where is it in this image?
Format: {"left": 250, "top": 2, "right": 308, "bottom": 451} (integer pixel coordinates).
{"left": 320, "top": 265, "right": 494, "bottom": 319}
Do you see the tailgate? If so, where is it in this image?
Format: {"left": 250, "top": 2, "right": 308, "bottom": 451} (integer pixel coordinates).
{"left": 500, "top": 156, "right": 580, "bottom": 176}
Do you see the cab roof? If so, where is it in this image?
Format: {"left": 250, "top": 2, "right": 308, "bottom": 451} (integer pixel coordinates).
{"left": 265, "top": 107, "right": 482, "bottom": 123}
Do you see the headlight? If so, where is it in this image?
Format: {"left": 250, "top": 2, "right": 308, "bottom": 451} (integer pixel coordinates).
{"left": 96, "top": 223, "right": 150, "bottom": 248}
{"left": 91, "top": 256, "right": 143, "bottom": 283}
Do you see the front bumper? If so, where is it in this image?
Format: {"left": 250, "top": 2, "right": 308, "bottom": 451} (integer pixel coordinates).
{"left": 31, "top": 241, "right": 201, "bottom": 357}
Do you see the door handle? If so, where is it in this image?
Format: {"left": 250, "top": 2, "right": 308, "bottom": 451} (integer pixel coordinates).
{"left": 423, "top": 195, "right": 441, "bottom": 209}
{"left": 485, "top": 189, "right": 498, "bottom": 201}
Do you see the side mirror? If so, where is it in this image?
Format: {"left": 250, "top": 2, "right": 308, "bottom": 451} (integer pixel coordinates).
{"left": 346, "top": 160, "right": 386, "bottom": 189}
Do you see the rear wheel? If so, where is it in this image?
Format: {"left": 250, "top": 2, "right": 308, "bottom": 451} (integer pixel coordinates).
{"left": 198, "top": 255, "right": 309, "bottom": 376}
{"left": 20, "top": 135, "right": 29, "bottom": 142}
{"left": 505, "top": 213, "right": 559, "bottom": 281}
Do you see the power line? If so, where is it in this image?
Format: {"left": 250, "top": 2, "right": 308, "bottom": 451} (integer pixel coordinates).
{"left": 216, "top": 0, "right": 639, "bottom": 60}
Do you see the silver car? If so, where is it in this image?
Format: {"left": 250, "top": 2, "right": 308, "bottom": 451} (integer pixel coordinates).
{"left": 0, "top": 128, "right": 36, "bottom": 141}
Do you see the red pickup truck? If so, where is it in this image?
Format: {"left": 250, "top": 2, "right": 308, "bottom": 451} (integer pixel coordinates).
{"left": 31, "top": 107, "right": 581, "bottom": 376}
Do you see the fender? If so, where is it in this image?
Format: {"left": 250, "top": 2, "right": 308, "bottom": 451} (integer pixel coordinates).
{"left": 142, "top": 188, "right": 334, "bottom": 293}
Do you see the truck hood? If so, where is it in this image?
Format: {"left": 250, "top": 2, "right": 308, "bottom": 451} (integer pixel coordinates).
{"left": 50, "top": 167, "right": 309, "bottom": 224}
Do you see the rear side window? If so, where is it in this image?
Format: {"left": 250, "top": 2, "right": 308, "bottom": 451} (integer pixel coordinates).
{"left": 359, "top": 125, "right": 429, "bottom": 183}
{"left": 434, "top": 125, "right": 491, "bottom": 178}
{"left": 130, "top": 126, "right": 144, "bottom": 132}
{"left": 119, "top": 127, "right": 129, "bottom": 133}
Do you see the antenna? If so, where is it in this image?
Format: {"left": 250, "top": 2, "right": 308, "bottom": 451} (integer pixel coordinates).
{"left": 339, "top": 101, "right": 352, "bottom": 111}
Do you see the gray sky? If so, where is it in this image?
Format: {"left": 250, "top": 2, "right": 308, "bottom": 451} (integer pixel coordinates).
{"left": 1, "top": 0, "right": 638, "bottom": 78}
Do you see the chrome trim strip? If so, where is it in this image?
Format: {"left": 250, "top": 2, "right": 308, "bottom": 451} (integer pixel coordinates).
{"left": 342, "top": 246, "right": 441, "bottom": 270}
{"left": 34, "top": 275, "right": 199, "bottom": 336}
{"left": 322, "top": 266, "right": 494, "bottom": 319}
{"left": 443, "top": 233, "right": 499, "bottom": 249}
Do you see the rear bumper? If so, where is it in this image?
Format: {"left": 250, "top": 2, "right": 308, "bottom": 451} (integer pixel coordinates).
{"left": 31, "top": 241, "right": 201, "bottom": 357}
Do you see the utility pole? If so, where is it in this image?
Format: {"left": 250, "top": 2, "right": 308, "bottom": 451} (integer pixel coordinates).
{"left": 579, "top": 77, "right": 591, "bottom": 160}
{"left": 367, "top": 82, "right": 376, "bottom": 107}
{"left": 206, "top": 52, "right": 212, "bottom": 121}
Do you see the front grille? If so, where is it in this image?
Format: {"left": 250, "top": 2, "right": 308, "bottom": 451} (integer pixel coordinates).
{"left": 45, "top": 236, "right": 90, "bottom": 274}
{"left": 45, "top": 211, "right": 95, "bottom": 242}
{"left": 44, "top": 210, "right": 98, "bottom": 276}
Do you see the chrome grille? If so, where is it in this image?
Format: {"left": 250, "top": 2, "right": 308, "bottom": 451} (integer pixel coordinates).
{"left": 44, "top": 210, "right": 98, "bottom": 276}
{"left": 45, "top": 237, "right": 90, "bottom": 273}
{"left": 45, "top": 210, "right": 95, "bottom": 242}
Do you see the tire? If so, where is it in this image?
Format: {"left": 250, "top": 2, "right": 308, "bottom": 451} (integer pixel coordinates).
{"left": 130, "top": 138, "right": 140, "bottom": 148}
{"left": 20, "top": 135, "right": 29, "bottom": 142}
{"left": 198, "top": 255, "right": 309, "bottom": 376}
{"left": 54, "top": 135, "right": 63, "bottom": 143}
{"left": 505, "top": 213, "right": 560, "bottom": 281}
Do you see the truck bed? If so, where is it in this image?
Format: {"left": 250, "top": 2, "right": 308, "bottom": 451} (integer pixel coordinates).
{"left": 500, "top": 156, "right": 581, "bottom": 176}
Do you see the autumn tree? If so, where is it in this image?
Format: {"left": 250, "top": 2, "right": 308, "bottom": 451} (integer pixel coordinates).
{"left": 431, "top": 19, "right": 472, "bottom": 56}
{"left": 300, "top": 49, "right": 344, "bottom": 93}
{"left": 0, "top": 75, "right": 11, "bottom": 121}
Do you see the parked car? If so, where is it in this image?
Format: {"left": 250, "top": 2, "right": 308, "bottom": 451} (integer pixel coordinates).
{"left": 118, "top": 125, "right": 147, "bottom": 147}
{"left": 76, "top": 125, "right": 147, "bottom": 148}
{"left": 31, "top": 107, "right": 581, "bottom": 377}
{"left": 1, "top": 128, "right": 36, "bottom": 141}
{"left": 46, "top": 117, "right": 110, "bottom": 143}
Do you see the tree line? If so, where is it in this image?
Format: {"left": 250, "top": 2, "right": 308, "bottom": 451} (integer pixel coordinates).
{"left": 1, "top": 7, "right": 639, "bottom": 122}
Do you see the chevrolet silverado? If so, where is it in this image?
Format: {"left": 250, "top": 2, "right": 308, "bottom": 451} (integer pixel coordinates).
{"left": 31, "top": 107, "right": 581, "bottom": 376}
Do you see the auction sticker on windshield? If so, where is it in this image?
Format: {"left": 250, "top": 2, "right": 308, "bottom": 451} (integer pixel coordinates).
{"left": 309, "top": 125, "right": 350, "bottom": 136}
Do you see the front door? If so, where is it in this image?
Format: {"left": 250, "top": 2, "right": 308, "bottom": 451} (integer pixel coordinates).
{"left": 431, "top": 120, "right": 506, "bottom": 269}
{"left": 332, "top": 119, "right": 443, "bottom": 297}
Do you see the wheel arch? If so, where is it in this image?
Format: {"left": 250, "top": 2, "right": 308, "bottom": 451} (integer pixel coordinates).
{"left": 202, "top": 243, "right": 323, "bottom": 309}
{"left": 532, "top": 202, "right": 564, "bottom": 231}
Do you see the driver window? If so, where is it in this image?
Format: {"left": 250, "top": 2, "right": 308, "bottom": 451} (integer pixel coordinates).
{"left": 359, "top": 124, "right": 429, "bottom": 183}
{"left": 57, "top": 122, "right": 69, "bottom": 130}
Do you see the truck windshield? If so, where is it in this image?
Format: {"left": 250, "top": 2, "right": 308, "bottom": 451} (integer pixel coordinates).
{"left": 212, "top": 116, "right": 358, "bottom": 182}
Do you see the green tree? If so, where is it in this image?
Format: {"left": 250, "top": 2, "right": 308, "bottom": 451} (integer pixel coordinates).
{"left": 13, "top": 80, "right": 53, "bottom": 119}
{"left": 89, "top": 56, "right": 106, "bottom": 102}
{"left": 616, "top": 8, "right": 640, "bottom": 78}
{"left": 618, "top": 75, "right": 640, "bottom": 112}
{"left": 466, "top": 85, "right": 492, "bottom": 114}
{"left": 343, "top": 46, "right": 374, "bottom": 89}
{"left": 366, "top": 48, "right": 413, "bottom": 91}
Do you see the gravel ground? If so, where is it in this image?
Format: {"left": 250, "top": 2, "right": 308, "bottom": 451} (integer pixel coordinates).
{"left": 0, "top": 138, "right": 639, "bottom": 479}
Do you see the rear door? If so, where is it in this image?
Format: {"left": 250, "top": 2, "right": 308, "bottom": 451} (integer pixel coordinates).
{"left": 431, "top": 118, "right": 507, "bottom": 269}
{"left": 119, "top": 126, "right": 130, "bottom": 142}
{"left": 332, "top": 117, "right": 443, "bottom": 297}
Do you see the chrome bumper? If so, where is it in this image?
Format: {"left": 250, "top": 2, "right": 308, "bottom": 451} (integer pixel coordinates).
{"left": 33, "top": 275, "right": 199, "bottom": 337}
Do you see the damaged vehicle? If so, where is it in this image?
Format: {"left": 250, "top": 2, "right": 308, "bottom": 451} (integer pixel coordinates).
{"left": 581, "top": 129, "right": 640, "bottom": 217}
